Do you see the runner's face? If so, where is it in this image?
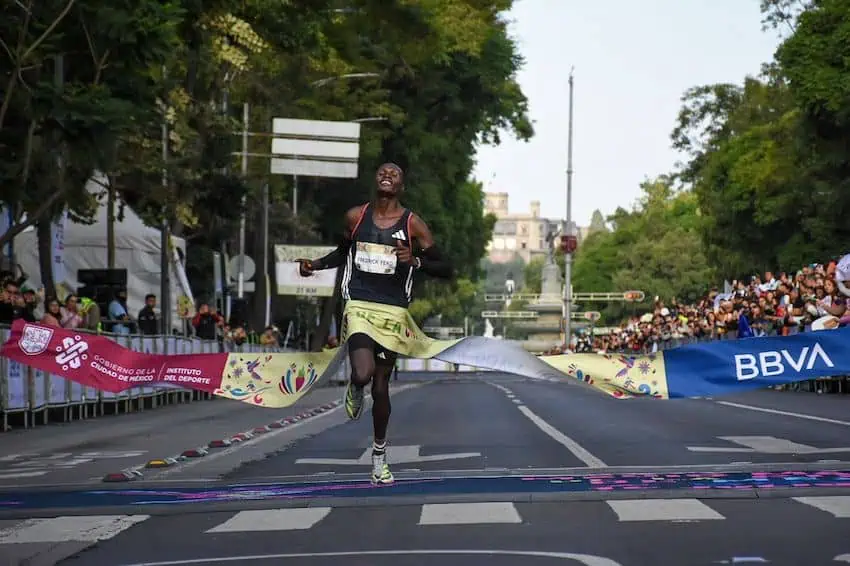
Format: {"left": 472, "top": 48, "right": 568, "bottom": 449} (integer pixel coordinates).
{"left": 376, "top": 165, "right": 403, "bottom": 195}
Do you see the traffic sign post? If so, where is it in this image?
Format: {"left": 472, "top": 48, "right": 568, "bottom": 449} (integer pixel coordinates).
{"left": 481, "top": 311, "right": 538, "bottom": 319}
{"left": 559, "top": 234, "right": 578, "bottom": 254}
{"left": 270, "top": 118, "right": 362, "bottom": 216}
{"left": 484, "top": 292, "right": 646, "bottom": 303}
{"left": 481, "top": 291, "right": 644, "bottom": 344}
{"left": 228, "top": 255, "right": 256, "bottom": 293}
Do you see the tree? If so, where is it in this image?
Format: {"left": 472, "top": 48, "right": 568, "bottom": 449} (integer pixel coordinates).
{"left": 0, "top": 0, "right": 184, "bottom": 297}
{"left": 1, "top": 0, "right": 532, "bottom": 343}
{"left": 759, "top": 0, "right": 812, "bottom": 33}
{"left": 587, "top": 209, "right": 608, "bottom": 234}
{"left": 408, "top": 277, "right": 482, "bottom": 326}
{"left": 669, "top": 70, "right": 815, "bottom": 276}
{"left": 299, "top": 0, "right": 532, "bottom": 345}
{"left": 773, "top": 0, "right": 850, "bottom": 264}
{"left": 570, "top": 179, "right": 714, "bottom": 314}
{"left": 666, "top": 0, "right": 850, "bottom": 280}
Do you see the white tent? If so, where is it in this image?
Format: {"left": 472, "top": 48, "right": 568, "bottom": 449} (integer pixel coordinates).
{"left": 11, "top": 172, "right": 190, "bottom": 321}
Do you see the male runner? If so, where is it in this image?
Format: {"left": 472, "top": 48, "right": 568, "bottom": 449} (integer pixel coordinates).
{"left": 297, "top": 163, "right": 452, "bottom": 484}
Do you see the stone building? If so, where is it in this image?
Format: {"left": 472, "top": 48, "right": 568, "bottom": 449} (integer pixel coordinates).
{"left": 484, "top": 192, "right": 586, "bottom": 264}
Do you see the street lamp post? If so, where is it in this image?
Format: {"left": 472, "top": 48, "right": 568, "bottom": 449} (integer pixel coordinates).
{"left": 288, "top": 74, "right": 383, "bottom": 219}
{"left": 564, "top": 68, "right": 575, "bottom": 350}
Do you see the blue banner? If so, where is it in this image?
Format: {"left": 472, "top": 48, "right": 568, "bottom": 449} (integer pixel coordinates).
{"left": 664, "top": 328, "right": 850, "bottom": 398}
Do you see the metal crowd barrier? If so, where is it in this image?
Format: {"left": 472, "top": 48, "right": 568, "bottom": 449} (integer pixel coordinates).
{"left": 0, "top": 326, "right": 290, "bottom": 431}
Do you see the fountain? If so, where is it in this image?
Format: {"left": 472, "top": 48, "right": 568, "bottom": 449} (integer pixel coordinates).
{"left": 517, "top": 231, "right": 566, "bottom": 352}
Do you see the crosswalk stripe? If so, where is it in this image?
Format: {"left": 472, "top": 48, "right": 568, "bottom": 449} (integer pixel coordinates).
{"left": 418, "top": 502, "right": 522, "bottom": 525}
{"left": 2, "top": 497, "right": 848, "bottom": 541}
{"left": 205, "top": 508, "right": 332, "bottom": 532}
{"left": 793, "top": 496, "right": 850, "bottom": 518}
{"left": 606, "top": 499, "right": 725, "bottom": 522}
{"left": 0, "top": 515, "right": 149, "bottom": 544}
{"left": 0, "top": 471, "right": 48, "bottom": 479}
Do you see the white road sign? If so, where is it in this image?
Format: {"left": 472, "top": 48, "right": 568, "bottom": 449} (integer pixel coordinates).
{"left": 270, "top": 118, "right": 361, "bottom": 179}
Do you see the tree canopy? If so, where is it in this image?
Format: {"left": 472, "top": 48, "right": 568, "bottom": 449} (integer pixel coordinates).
{"left": 668, "top": 0, "right": 850, "bottom": 278}
{"left": 1, "top": 0, "right": 531, "bottom": 340}
{"left": 509, "top": 1, "right": 850, "bottom": 331}
{"left": 7, "top": 0, "right": 848, "bottom": 337}
{"left": 523, "top": 178, "right": 714, "bottom": 324}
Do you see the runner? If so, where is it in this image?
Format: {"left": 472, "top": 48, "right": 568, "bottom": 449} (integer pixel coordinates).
{"left": 297, "top": 162, "right": 452, "bottom": 484}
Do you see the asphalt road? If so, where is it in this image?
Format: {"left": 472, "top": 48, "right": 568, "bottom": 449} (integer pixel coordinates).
{"left": 223, "top": 375, "right": 850, "bottom": 480}
{"left": 0, "top": 386, "right": 354, "bottom": 487}
{"left": 0, "top": 372, "right": 849, "bottom": 566}
{"left": 26, "top": 498, "right": 850, "bottom": 566}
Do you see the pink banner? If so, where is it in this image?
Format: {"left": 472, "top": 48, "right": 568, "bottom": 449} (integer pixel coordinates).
{"left": 0, "top": 320, "right": 226, "bottom": 394}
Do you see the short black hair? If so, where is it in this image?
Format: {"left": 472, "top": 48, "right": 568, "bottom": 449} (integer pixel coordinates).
{"left": 378, "top": 162, "right": 404, "bottom": 175}
{"left": 145, "top": 293, "right": 156, "bottom": 301}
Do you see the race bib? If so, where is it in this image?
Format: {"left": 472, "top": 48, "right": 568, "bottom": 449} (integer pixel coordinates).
{"left": 355, "top": 242, "right": 398, "bottom": 274}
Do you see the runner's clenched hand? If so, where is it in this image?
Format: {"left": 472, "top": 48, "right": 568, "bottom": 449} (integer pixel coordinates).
{"left": 394, "top": 241, "right": 414, "bottom": 265}
{"left": 297, "top": 259, "right": 314, "bottom": 277}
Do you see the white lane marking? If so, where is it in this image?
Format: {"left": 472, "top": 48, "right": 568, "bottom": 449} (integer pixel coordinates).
{"left": 607, "top": 499, "right": 725, "bottom": 522}
{"left": 517, "top": 404, "right": 607, "bottom": 467}
{"left": 715, "top": 401, "right": 850, "bottom": 427}
{"left": 687, "top": 436, "right": 850, "bottom": 454}
{"left": 150, "top": 383, "right": 424, "bottom": 477}
{"left": 835, "top": 554, "right": 850, "bottom": 562}
{"left": 418, "top": 502, "right": 522, "bottom": 525}
{"left": 0, "top": 471, "right": 47, "bottom": 479}
{"left": 205, "top": 508, "right": 331, "bottom": 532}
{"left": 793, "top": 496, "right": 850, "bottom": 518}
{"left": 0, "top": 454, "right": 36, "bottom": 462}
{"left": 295, "top": 444, "right": 480, "bottom": 465}
{"left": 0, "top": 515, "right": 149, "bottom": 544}
{"left": 118, "top": 549, "right": 624, "bottom": 566}
{"left": 490, "top": 383, "right": 513, "bottom": 395}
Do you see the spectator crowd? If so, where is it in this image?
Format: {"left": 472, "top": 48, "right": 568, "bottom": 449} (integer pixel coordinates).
{"left": 1, "top": 266, "right": 282, "bottom": 348}
{"left": 577, "top": 258, "right": 850, "bottom": 354}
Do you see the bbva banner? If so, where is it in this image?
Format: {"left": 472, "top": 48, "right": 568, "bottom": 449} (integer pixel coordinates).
{"left": 1, "top": 318, "right": 848, "bottom": 408}
{"left": 662, "top": 330, "right": 846, "bottom": 397}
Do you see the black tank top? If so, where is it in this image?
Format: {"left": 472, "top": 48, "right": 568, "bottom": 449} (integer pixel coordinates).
{"left": 342, "top": 203, "right": 415, "bottom": 308}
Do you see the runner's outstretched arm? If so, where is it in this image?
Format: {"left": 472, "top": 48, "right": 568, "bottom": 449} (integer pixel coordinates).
{"left": 409, "top": 214, "right": 453, "bottom": 279}
{"left": 298, "top": 206, "right": 361, "bottom": 275}
{"left": 310, "top": 236, "right": 351, "bottom": 270}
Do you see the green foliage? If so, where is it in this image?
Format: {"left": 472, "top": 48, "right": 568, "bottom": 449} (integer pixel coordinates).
{"left": 670, "top": 0, "right": 850, "bottom": 281}
{"left": 587, "top": 209, "right": 608, "bottom": 234}
{"left": 570, "top": 179, "right": 714, "bottom": 317}
{"left": 522, "top": 257, "right": 545, "bottom": 294}
{"left": 482, "top": 254, "right": 525, "bottom": 292}
{"left": 0, "top": 0, "right": 185, "bottom": 247}
{"left": 0, "top": 0, "right": 531, "bottom": 332}
{"left": 408, "top": 278, "right": 483, "bottom": 326}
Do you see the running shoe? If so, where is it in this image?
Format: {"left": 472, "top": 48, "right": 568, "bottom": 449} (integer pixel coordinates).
{"left": 371, "top": 451, "right": 394, "bottom": 485}
{"left": 343, "top": 382, "right": 364, "bottom": 420}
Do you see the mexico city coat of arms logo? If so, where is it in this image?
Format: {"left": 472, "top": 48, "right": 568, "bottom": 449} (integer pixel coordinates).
{"left": 279, "top": 362, "right": 319, "bottom": 396}
{"left": 18, "top": 324, "right": 54, "bottom": 356}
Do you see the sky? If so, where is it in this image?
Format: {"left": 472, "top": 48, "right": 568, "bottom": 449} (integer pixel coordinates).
{"left": 472, "top": 0, "right": 785, "bottom": 226}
